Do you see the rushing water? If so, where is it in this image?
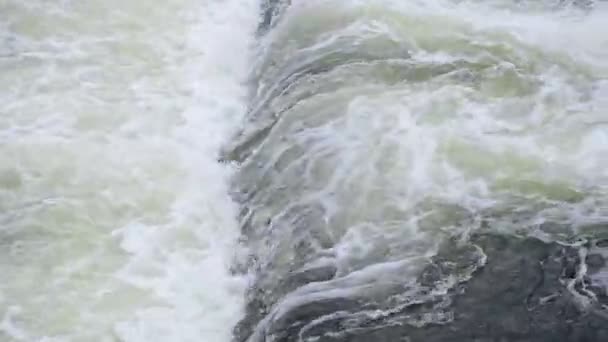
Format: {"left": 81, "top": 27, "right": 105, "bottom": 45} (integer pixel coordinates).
{"left": 230, "top": 1, "right": 608, "bottom": 341}
{"left": 0, "top": 1, "right": 258, "bottom": 341}
{"left": 3, "top": 0, "right": 608, "bottom": 341}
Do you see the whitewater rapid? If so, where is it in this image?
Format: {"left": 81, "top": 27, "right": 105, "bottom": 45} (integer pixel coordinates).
{"left": 3, "top": 0, "right": 608, "bottom": 342}
{"left": 1, "top": 1, "right": 258, "bottom": 341}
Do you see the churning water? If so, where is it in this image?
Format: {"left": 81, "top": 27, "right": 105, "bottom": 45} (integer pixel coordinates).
{"left": 3, "top": 0, "right": 608, "bottom": 342}
{"left": 230, "top": 1, "right": 608, "bottom": 341}
{"left": 1, "top": 0, "right": 258, "bottom": 341}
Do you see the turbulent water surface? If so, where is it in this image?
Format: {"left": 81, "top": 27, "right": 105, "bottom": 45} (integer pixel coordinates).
{"left": 3, "top": 0, "right": 608, "bottom": 342}
{"left": 229, "top": 0, "right": 608, "bottom": 341}
{"left": 1, "top": 1, "right": 258, "bottom": 341}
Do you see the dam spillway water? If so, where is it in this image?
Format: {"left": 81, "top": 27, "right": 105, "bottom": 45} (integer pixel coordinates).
{"left": 3, "top": 1, "right": 608, "bottom": 341}
{"left": 228, "top": 1, "right": 608, "bottom": 341}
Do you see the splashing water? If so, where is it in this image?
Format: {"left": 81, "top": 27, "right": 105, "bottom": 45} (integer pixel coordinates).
{"left": 3, "top": 0, "right": 608, "bottom": 341}
{"left": 0, "top": 0, "right": 258, "bottom": 341}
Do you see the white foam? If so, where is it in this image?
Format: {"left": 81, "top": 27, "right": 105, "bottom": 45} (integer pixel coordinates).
{"left": 111, "top": 1, "right": 260, "bottom": 341}
{"left": 0, "top": 0, "right": 259, "bottom": 341}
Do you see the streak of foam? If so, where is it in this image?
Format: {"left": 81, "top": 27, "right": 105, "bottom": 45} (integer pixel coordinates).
{"left": 112, "top": 2, "right": 258, "bottom": 340}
